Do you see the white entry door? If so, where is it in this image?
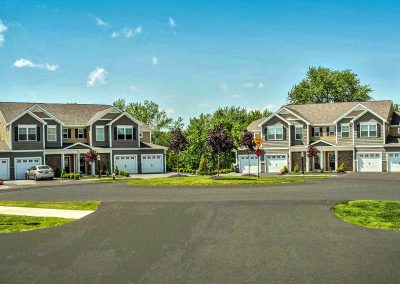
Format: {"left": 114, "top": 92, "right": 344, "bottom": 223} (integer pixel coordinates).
{"left": 141, "top": 154, "right": 164, "bottom": 174}
{"left": 266, "top": 155, "right": 287, "bottom": 173}
{"left": 15, "top": 157, "right": 42, "bottom": 179}
{"left": 0, "top": 159, "right": 10, "bottom": 180}
{"left": 388, "top": 153, "right": 400, "bottom": 172}
{"left": 238, "top": 155, "right": 258, "bottom": 174}
{"left": 114, "top": 155, "right": 138, "bottom": 174}
{"left": 357, "top": 153, "right": 382, "bottom": 172}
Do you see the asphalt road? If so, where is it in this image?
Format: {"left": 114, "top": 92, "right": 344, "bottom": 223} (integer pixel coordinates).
{"left": 0, "top": 173, "right": 400, "bottom": 283}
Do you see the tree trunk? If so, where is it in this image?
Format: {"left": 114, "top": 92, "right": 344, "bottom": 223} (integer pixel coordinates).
{"left": 176, "top": 152, "right": 179, "bottom": 174}
{"left": 217, "top": 151, "right": 220, "bottom": 176}
{"left": 248, "top": 152, "right": 251, "bottom": 175}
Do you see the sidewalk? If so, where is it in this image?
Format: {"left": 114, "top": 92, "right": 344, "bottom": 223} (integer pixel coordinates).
{"left": 0, "top": 206, "right": 94, "bottom": 219}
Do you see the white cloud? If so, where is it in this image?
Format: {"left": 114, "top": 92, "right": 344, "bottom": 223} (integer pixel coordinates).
{"left": 111, "top": 31, "right": 119, "bottom": 38}
{"left": 169, "top": 17, "right": 176, "bottom": 28}
{"left": 220, "top": 83, "right": 229, "bottom": 92}
{"left": 232, "top": 94, "right": 242, "bottom": 99}
{"left": 258, "top": 82, "right": 264, "bottom": 89}
{"left": 162, "top": 107, "right": 174, "bottom": 114}
{"left": 13, "top": 58, "right": 59, "bottom": 71}
{"left": 130, "top": 85, "right": 139, "bottom": 92}
{"left": 152, "top": 57, "right": 159, "bottom": 65}
{"left": 0, "top": 20, "right": 7, "bottom": 46}
{"left": 262, "top": 104, "right": 277, "bottom": 112}
{"left": 112, "top": 26, "right": 142, "bottom": 39}
{"left": 95, "top": 16, "right": 109, "bottom": 28}
{"left": 87, "top": 67, "right": 108, "bottom": 87}
{"left": 243, "top": 82, "right": 254, "bottom": 88}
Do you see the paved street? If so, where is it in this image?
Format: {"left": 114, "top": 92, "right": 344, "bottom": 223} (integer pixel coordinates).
{"left": 0, "top": 173, "right": 399, "bottom": 283}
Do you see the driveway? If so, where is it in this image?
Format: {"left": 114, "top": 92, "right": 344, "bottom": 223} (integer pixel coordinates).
{"left": 0, "top": 174, "right": 399, "bottom": 283}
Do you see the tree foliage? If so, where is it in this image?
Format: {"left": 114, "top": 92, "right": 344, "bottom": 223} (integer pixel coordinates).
{"left": 84, "top": 149, "right": 98, "bottom": 164}
{"left": 169, "top": 128, "right": 189, "bottom": 173}
{"left": 288, "top": 67, "right": 372, "bottom": 104}
{"left": 240, "top": 129, "right": 256, "bottom": 153}
{"left": 394, "top": 103, "right": 399, "bottom": 112}
{"left": 206, "top": 124, "right": 234, "bottom": 176}
{"left": 307, "top": 145, "right": 319, "bottom": 158}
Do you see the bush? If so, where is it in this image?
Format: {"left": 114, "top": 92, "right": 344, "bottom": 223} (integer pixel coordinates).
{"left": 198, "top": 157, "right": 207, "bottom": 173}
{"left": 61, "top": 172, "right": 80, "bottom": 180}
{"left": 336, "top": 163, "right": 347, "bottom": 173}
{"left": 293, "top": 164, "right": 300, "bottom": 173}
{"left": 119, "top": 170, "right": 130, "bottom": 177}
{"left": 114, "top": 166, "right": 120, "bottom": 176}
{"left": 280, "top": 166, "right": 289, "bottom": 175}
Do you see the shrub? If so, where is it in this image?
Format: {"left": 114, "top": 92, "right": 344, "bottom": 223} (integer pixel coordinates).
{"left": 293, "top": 164, "right": 300, "bottom": 173}
{"left": 336, "top": 163, "right": 347, "bottom": 173}
{"left": 119, "top": 170, "right": 130, "bottom": 177}
{"left": 0, "top": 179, "right": 3, "bottom": 185}
{"left": 198, "top": 157, "right": 207, "bottom": 173}
{"left": 54, "top": 167, "right": 61, "bottom": 178}
{"left": 74, "top": 173, "right": 81, "bottom": 180}
{"left": 280, "top": 166, "right": 289, "bottom": 175}
{"left": 114, "top": 166, "right": 120, "bottom": 176}
{"left": 101, "top": 165, "right": 108, "bottom": 175}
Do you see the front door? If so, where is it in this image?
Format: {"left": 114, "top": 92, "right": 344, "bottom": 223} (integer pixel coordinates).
{"left": 80, "top": 157, "right": 86, "bottom": 174}
{"left": 314, "top": 156, "right": 321, "bottom": 170}
{"left": 64, "top": 157, "right": 71, "bottom": 173}
{"left": 329, "top": 153, "right": 335, "bottom": 171}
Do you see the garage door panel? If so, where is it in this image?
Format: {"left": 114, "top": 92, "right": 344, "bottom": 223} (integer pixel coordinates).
{"left": 0, "top": 159, "right": 10, "bottom": 180}
{"left": 15, "top": 157, "right": 42, "bottom": 179}
{"left": 358, "top": 153, "right": 382, "bottom": 172}
{"left": 142, "top": 154, "right": 163, "bottom": 173}
{"left": 114, "top": 155, "right": 138, "bottom": 174}
{"left": 239, "top": 155, "right": 258, "bottom": 174}
{"left": 388, "top": 153, "right": 400, "bottom": 172}
{"left": 266, "top": 155, "right": 287, "bottom": 173}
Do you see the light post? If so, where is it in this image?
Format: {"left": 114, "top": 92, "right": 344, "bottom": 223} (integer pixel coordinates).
{"left": 97, "top": 155, "right": 101, "bottom": 179}
{"left": 301, "top": 152, "right": 305, "bottom": 175}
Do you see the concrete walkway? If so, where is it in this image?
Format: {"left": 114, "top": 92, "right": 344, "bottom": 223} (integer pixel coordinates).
{"left": 0, "top": 206, "right": 94, "bottom": 219}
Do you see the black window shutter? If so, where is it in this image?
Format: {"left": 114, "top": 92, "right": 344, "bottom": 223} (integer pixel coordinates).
{"left": 133, "top": 128, "right": 137, "bottom": 140}
{"left": 320, "top": 127, "right": 323, "bottom": 135}
{"left": 357, "top": 124, "right": 360, "bottom": 138}
{"left": 264, "top": 128, "right": 268, "bottom": 140}
{"left": 312, "top": 128, "right": 315, "bottom": 137}
{"left": 68, "top": 129, "right": 71, "bottom": 138}
{"left": 84, "top": 129, "right": 87, "bottom": 138}
{"left": 75, "top": 129, "right": 78, "bottom": 138}
{"left": 14, "top": 127, "right": 18, "bottom": 141}
{"left": 114, "top": 127, "right": 117, "bottom": 140}
{"left": 37, "top": 127, "right": 40, "bottom": 141}
{"left": 377, "top": 124, "right": 381, "bottom": 137}
{"left": 283, "top": 127, "right": 286, "bottom": 140}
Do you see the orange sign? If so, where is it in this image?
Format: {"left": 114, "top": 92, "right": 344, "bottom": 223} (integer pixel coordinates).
{"left": 254, "top": 135, "right": 263, "bottom": 147}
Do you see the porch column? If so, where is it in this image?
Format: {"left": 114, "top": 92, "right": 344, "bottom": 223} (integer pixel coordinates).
{"left": 91, "top": 163, "right": 95, "bottom": 176}
{"left": 335, "top": 150, "right": 338, "bottom": 170}
{"left": 76, "top": 152, "right": 80, "bottom": 174}
{"left": 321, "top": 150, "right": 324, "bottom": 171}
{"left": 110, "top": 151, "right": 113, "bottom": 174}
{"left": 61, "top": 153, "right": 65, "bottom": 172}
{"left": 306, "top": 155, "right": 310, "bottom": 172}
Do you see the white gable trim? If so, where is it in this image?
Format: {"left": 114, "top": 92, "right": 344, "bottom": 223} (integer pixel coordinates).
{"left": 333, "top": 103, "right": 367, "bottom": 124}
{"left": 88, "top": 106, "right": 122, "bottom": 125}
{"left": 29, "top": 104, "right": 65, "bottom": 125}
{"left": 6, "top": 110, "right": 48, "bottom": 126}
{"left": 310, "top": 140, "right": 336, "bottom": 147}
{"left": 350, "top": 108, "right": 387, "bottom": 123}
{"left": 277, "top": 107, "right": 310, "bottom": 125}
{"left": 258, "top": 113, "right": 292, "bottom": 127}
{"left": 64, "top": 142, "right": 94, "bottom": 149}
{"left": 106, "top": 112, "right": 143, "bottom": 126}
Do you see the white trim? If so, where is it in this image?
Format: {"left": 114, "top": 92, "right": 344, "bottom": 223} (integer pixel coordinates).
{"left": 88, "top": 106, "right": 122, "bottom": 125}
{"left": 277, "top": 107, "right": 310, "bottom": 125}
{"left": 64, "top": 142, "right": 93, "bottom": 149}
{"left": 357, "top": 152, "right": 383, "bottom": 172}
{"left": 106, "top": 112, "right": 143, "bottom": 127}
{"left": 113, "top": 154, "right": 138, "bottom": 174}
{"left": 6, "top": 110, "right": 48, "bottom": 126}
{"left": 359, "top": 122, "right": 378, "bottom": 138}
{"left": 350, "top": 108, "right": 387, "bottom": 124}
{"left": 387, "top": 152, "right": 400, "bottom": 172}
{"left": 310, "top": 140, "right": 336, "bottom": 147}
{"left": 89, "top": 125, "right": 93, "bottom": 146}
{"left": 295, "top": 126, "right": 303, "bottom": 140}
{"left": 46, "top": 125, "right": 57, "bottom": 142}
{"left": 95, "top": 125, "right": 105, "bottom": 142}
{"left": 116, "top": 125, "right": 134, "bottom": 140}
{"left": 341, "top": 123, "right": 351, "bottom": 139}
{"left": 0, "top": 158, "right": 10, "bottom": 180}
{"left": 258, "top": 113, "right": 292, "bottom": 127}
{"left": 264, "top": 153, "right": 288, "bottom": 173}
{"left": 17, "top": 124, "right": 38, "bottom": 142}
{"left": 77, "top": 128, "right": 85, "bottom": 139}
{"left": 267, "top": 126, "right": 284, "bottom": 141}
{"left": 14, "top": 156, "right": 43, "bottom": 180}
{"left": 334, "top": 103, "right": 367, "bottom": 124}
{"left": 109, "top": 126, "right": 113, "bottom": 147}
{"left": 29, "top": 104, "right": 64, "bottom": 125}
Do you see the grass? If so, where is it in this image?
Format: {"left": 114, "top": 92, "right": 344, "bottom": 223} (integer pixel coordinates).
{"left": 93, "top": 175, "right": 304, "bottom": 186}
{"left": 0, "top": 201, "right": 100, "bottom": 211}
{"left": 332, "top": 200, "right": 400, "bottom": 230}
{"left": 0, "top": 214, "right": 74, "bottom": 233}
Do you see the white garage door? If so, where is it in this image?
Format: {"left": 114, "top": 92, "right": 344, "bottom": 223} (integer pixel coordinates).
{"left": 357, "top": 153, "right": 382, "bottom": 172}
{"left": 388, "top": 153, "right": 400, "bottom": 172}
{"left": 266, "top": 155, "right": 287, "bottom": 173}
{"left": 15, "top": 157, "right": 42, "bottom": 180}
{"left": 141, "top": 154, "right": 164, "bottom": 174}
{"left": 0, "top": 159, "right": 10, "bottom": 180}
{"left": 114, "top": 155, "right": 138, "bottom": 174}
{"left": 239, "top": 155, "right": 258, "bottom": 174}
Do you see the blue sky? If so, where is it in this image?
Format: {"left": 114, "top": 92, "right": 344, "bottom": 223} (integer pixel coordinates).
{"left": 0, "top": 0, "right": 399, "bottom": 122}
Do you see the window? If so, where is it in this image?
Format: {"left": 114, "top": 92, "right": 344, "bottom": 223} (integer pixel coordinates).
{"left": 313, "top": 127, "right": 321, "bottom": 137}
{"left": 18, "top": 125, "right": 37, "bottom": 141}
{"left": 267, "top": 126, "right": 283, "bottom": 140}
{"left": 96, "top": 126, "right": 105, "bottom": 141}
{"left": 47, "top": 125, "right": 57, "bottom": 141}
{"left": 63, "top": 128, "right": 70, "bottom": 139}
{"left": 295, "top": 126, "right": 303, "bottom": 140}
{"left": 328, "top": 126, "right": 335, "bottom": 136}
{"left": 341, "top": 124, "right": 350, "bottom": 138}
{"left": 117, "top": 126, "right": 133, "bottom": 140}
{"left": 360, "top": 123, "right": 377, "bottom": 138}
{"left": 78, "top": 128, "right": 85, "bottom": 139}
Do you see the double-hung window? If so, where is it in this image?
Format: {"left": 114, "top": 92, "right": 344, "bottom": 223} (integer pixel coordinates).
{"left": 267, "top": 126, "right": 283, "bottom": 140}
{"left": 63, "top": 128, "right": 70, "bottom": 139}
{"left": 295, "top": 126, "right": 303, "bottom": 140}
{"left": 360, "top": 123, "right": 377, "bottom": 138}
{"left": 96, "top": 126, "right": 105, "bottom": 141}
{"left": 47, "top": 125, "right": 57, "bottom": 141}
{"left": 77, "top": 128, "right": 85, "bottom": 139}
{"left": 117, "top": 126, "right": 133, "bottom": 140}
{"left": 341, "top": 124, "right": 350, "bottom": 138}
{"left": 18, "top": 125, "right": 37, "bottom": 141}
{"left": 328, "top": 126, "right": 335, "bottom": 136}
{"left": 313, "top": 127, "right": 321, "bottom": 137}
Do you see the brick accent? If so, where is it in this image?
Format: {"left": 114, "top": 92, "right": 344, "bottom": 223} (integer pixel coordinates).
{"left": 338, "top": 151, "right": 353, "bottom": 171}
{"left": 45, "top": 154, "right": 62, "bottom": 171}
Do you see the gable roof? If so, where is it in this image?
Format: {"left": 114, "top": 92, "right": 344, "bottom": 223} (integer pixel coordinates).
{"left": 283, "top": 100, "right": 393, "bottom": 124}
{"left": 247, "top": 117, "right": 265, "bottom": 132}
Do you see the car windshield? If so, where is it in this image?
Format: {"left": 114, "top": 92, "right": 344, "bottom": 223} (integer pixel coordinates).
{"left": 38, "top": 166, "right": 50, "bottom": 170}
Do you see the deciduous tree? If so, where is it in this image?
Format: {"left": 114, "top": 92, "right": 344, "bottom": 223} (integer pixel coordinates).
{"left": 169, "top": 127, "right": 189, "bottom": 173}
{"left": 239, "top": 129, "right": 256, "bottom": 175}
{"left": 206, "top": 125, "right": 234, "bottom": 176}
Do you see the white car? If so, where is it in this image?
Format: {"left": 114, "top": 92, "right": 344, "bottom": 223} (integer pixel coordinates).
{"left": 26, "top": 165, "right": 55, "bottom": 180}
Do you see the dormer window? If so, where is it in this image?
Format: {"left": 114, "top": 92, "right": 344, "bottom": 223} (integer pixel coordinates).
{"left": 295, "top": 126, "right": 303, "bottom": 140}
{"left": 267, "top": 126, "right": 283, "bottom": 140}
{"left": 117, "top": 126, "right": 133, "bottom": 140}
{"left": 47, "top": 125, "right": 57, "bottom": 141}
{"left": 18, "top": 125, "right": 37, "bottom": 141}
{"left": 360, "top": 123, "right": 377, "bottom": 138}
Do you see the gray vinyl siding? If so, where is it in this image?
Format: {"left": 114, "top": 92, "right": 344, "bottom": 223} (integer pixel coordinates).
{"left": 111, "top": 116, "right": 140, "bottom": 148}
{"left": 291, "top": 121, "right": 307, "bottom": 146}
{"left": 262, "top": 116, "right": 289, "bottom": 148}
{"left": 11, "top": 113, "right": 44, "bottom": 150}
{"left": 337, "top": 117, "right": 353, "bottom": 146}
{"left": 354, "top": 112, "right": 385, "bottom": 146}
{"left": 45, "top": 120, "right": 61, "bottom": 148}
{"left": 92, "top": 120, "right": 110, "bottom": 148}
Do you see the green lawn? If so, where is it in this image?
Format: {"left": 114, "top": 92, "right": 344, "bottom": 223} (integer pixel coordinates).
{"left": 0, "top": 201, "right": 100, "bottom": 211}
{"left": 332, "top": 200, "right": 400, "bottom": 230}
{"left": 94, "top": 175, "right": 304, "bottom": 186}
{"left": 0, "top": 214, "right": 74, "bottom": 233}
